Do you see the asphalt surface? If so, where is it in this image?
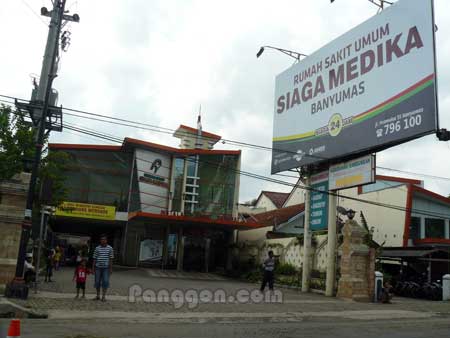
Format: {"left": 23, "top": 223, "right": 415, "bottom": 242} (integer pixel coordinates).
{"left": 1, "top": 317, "right": 449, "bottom": 338}
{"left": 2, "top": 267, "right": 450, "bottom": 338}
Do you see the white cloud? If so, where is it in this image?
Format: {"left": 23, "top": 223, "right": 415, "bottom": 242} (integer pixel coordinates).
{"left": 1, "top": 0, "right": 450, "bottom": 203}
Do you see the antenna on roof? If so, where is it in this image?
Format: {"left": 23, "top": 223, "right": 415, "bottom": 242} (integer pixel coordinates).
{"left": 197, "top": 105, "right": 202, "bottom": 137}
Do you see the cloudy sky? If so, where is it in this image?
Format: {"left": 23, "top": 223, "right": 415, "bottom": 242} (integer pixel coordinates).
{"left": 1, "top": 0, "right": 450, "bottom": 203}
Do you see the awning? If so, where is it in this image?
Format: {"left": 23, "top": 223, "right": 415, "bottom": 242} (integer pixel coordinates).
{"left": 380, "top": 249, "right": 447, "bottom": 259}
{"left": 128, "top": 211, "right": 264, "bottom": 231}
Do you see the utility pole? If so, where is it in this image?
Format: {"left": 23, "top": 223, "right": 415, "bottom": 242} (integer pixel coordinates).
{"left": 301, "top": 175, "right": 311, "bottom": 292}
{"left": 10, "top": 0, "right": 79, "bottom": 293}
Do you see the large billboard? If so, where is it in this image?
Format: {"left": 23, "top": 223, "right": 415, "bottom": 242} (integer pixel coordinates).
{"left": 272, "top": 0, "right": 438, "bottom": 173}
{"left": 135, "top": 149, "right": 171, "bottom": 214}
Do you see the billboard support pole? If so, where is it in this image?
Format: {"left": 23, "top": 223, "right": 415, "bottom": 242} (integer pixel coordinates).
{"left": 325, "top": 191, "right": 337, "bottom": 296}
{"left": 301, "top": 175, "right": 311, "bottom": 292}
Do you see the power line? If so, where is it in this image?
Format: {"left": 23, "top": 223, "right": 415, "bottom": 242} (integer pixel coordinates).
{"left": 2, "top": 96, "right": 450, "bottom": 184}
{"left": 377, "top": 166, "right": 450, "bottom": 183}
{"left": 20, "top": 0, "right": 48, "bottom": 26}
{"left": 59, "top": 119, "right": 450, "bottom": 220}
{"left": 3, "top": 98, "right": 450, "bottom": 219}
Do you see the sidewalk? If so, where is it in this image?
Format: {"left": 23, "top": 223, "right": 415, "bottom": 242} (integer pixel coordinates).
{"left": 4, "top": 266, "right": 450, "bottom": 321}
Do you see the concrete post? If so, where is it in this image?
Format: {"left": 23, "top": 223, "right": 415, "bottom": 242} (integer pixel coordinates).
{"left": 205, "top": 238, "right": 211, "bottom": 273}
{"left": 443, "top": 274, "right": 450, "bottom": 301}
{"left": 176, "top": 228, "right": 184, "bottom": 271}
{"left": 162, "top": 225, "right": 170, "bottom": 269}
{"left": 34, "top": 208, "right": 47, "bottom": 293}
{"left": 325, "top": 192, "right": 337, "bottom": 296}
{"left": 302, "top": 176, "right": 311, "bottom": 292}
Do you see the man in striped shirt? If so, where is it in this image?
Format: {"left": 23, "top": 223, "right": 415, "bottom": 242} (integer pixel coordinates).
{"left": 92, "top": 234, "right": 114, "bottom": 301}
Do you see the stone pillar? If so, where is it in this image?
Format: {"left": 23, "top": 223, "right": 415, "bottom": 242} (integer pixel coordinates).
{"left": 0, "top": 173, "right": 30, "bottom": 285}
{"left": 176, "top": 227, "right": 184, "bottom": 271}
{"left": 336, "top": 219, "right": 372, "bottom": 302}
{"left": 226, "top": 230, "right": 235, "bottom": 271}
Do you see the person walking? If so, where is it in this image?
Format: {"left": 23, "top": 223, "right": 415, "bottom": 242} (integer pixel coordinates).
{"left": 54, "top": 246, "right": 61, "bottom": 271}
{"left": 260, "top": 250, "right": 275, "bottom": 292}
{"left": 92, "top": 234, "right": 114, "bottom": 301}
{"left": 44, "top": 247, "right": 54, "bottom": 282}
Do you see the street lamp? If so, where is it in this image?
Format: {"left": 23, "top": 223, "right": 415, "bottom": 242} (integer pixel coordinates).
{"left": 330, "top": 0, "right": 393, "bottom": 10}
{"left": 256, "top": 46, "right": 307, "bottom": 61}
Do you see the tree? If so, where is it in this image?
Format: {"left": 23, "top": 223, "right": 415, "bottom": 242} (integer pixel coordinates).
{"left": 0, "top": 105, "right": 35, "bottom": 181}
{"left": 0, "top": 104, "right": 68, "bottom": 206}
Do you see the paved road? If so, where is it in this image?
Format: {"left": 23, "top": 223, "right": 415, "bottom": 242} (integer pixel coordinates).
{"left": 2, "top": 267, "right": 450, "bottom": 337}
{"left": 1, "top": 317, "right": 450, "bottom": 338}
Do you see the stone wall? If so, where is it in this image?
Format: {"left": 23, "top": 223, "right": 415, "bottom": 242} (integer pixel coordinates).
{"left": 0, "top": 173, "right": 30, "bottom": 285}
{"left": 235, "top": 235, "right": 328, "bottom": 272}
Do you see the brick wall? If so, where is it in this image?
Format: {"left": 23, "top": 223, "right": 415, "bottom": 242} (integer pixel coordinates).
{"left": 0, "top": 173, "right": 30, "bottom": 285}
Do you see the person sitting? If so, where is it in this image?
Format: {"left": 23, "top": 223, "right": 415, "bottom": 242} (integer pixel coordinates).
{"left": 24, "top": 253, "right": 36, "bottom": 284}
{"left": 381, "top": 280, "right": 393, "bottom": 303}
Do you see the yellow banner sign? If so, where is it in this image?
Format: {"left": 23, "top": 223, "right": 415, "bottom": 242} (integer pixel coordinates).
{"left": 55, "top": 202, "right": 116, "bottom": 220}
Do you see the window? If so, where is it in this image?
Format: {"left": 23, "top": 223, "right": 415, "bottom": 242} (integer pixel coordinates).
{"left": 409, "top": 216, "right": 421, "bottom": 240}
{"left": 187, "top": 156, "right": 197, "bottom": 177}
{"left": 425, "top": 218, "right": 445, "bottom": 238}
{"left": 171, "top": 158, "right": 185, "bottom": 212}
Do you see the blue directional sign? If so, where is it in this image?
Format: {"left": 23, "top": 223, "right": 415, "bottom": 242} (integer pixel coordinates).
{"left": 310, "top": 171, "right": 329, "bottom": 231}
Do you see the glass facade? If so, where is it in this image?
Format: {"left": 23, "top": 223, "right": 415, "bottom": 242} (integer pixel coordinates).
{"left": 54, "top": 149, "right": 132, "bottom": 211}
{"left": 192, "top": 154, "right": 237, "bottom": 218}
{"left": 52, "top": 147, "right": 239, "bottom": 218}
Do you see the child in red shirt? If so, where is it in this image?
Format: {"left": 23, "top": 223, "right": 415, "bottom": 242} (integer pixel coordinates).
{"left": 73, "top": 259, "right": 89, "bottom": 299}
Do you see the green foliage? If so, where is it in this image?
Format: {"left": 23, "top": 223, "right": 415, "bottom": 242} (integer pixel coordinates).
{"left": 39, "top": 150, "right": 69, "bottom": 207}
{"left": 0, "top": 105, "right": 35, "bottom": 180}
{"left": 0, "top": 104, "right": 68, "bottom": 207}
{"left": 243, "top": 270, "right": 261, "bottom": 283}
{"left": 275, "top": 274, "right": 302, "bottom": 287}
{"left": 310, "top": 278, "right": 326, "bottom": 291}
{"left": 295, "top": 234, "right": 318, "bottom": 246}
{"left": 275, "top": 262, "right": 297, "bottom": 276}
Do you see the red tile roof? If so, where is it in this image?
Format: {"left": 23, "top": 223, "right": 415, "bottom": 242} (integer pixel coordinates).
{"left": 50, "top": 138, "right": 241, "bottom": 156}
{"left": 48, "top": 144, "right": 122, "bottom": 151}
{"left": 258, "top": 191, "right": 290, "bottom": 209}
{"left": 129, "top": 211, "right": 261, "bottom": 230}
{"left": 251, "top": 203, "right": 305, "bottom": 227}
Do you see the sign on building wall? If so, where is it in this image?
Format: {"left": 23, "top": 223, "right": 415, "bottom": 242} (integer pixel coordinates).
{"left": 139, "top": 239, "right": 163, "bottom": 262}
{"left": 329, "top": 154, "right": 375, "bottom": 190}
{"left": 135, "top": 149, "right": 171, "bottom": 214}
{"left": 272, "top": 0, "right": 438, "bottom": 173}
{"left": 310, "top": 171, "right": 329, "bottom": 231}
{"left": 55, "top": 201, "right": 116, "bottom": 220}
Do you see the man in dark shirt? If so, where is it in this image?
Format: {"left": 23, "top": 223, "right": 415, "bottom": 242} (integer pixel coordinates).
{"left": 260, "top": 250, "right": 275, "bottom": 292}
